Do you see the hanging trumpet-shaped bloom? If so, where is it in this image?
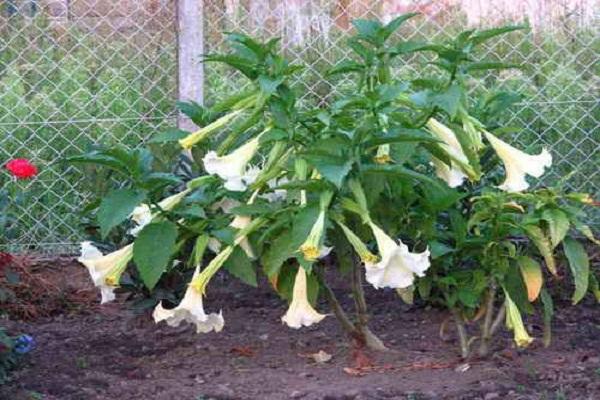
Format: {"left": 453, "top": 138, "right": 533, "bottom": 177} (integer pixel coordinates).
{"left": 229, "top": 189, "right": 260, "bottom": 259}
{"left": 129, "top": 190, "right": 190, "bottom": 236}
{"left": 203, "top": 136, "right": 261, "bottom": 191}
{"left": 365, "top": 222, "right": 431, "bottom": 289}
{"left": 281, "top": 267, "right": 326, "bottom": 329}
{"left": 504, "top": 291, "right": 534, "bottom": 348}
{"left": 426, "top": 118, "right": 471, "bottom": 187}
{"left": 299, "top": 209, "right": 326, "bottom": 261}
{"left": 337, "top": 221, "right": 379, "bottom": 265}
{"left": 153, "top": 246, "right": 234, "bottom": 333}
{"left": 484, "top": 131, "right": 552, "bottom": 193}
{"left": 374, "top": 144, "right": 392, "bottom": 164}
{"left": 78, "top": 242, "right": 133, "bottom": 304}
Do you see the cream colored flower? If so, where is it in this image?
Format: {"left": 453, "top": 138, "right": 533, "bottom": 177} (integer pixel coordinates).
{"left": 203, "top": 136, "right": 261, "bottom": 191}
{"left": 261, "top": 177, "right": 288, "bottom": 203}
{"left": 129, "top": 190, "right": 190, "bottom": 236}
{"left": 281, "top": 267, "right": 326, "bottom": 328}
{"left": 365, "top": 222, "right": 430, "bottom": 289}
{"left": 153, "top": 266, "right": 224, "bottom": 333}
{"left": 153, "top": 246, "right": 234, "bottom": 333}
{"left": 230, "top": 215, "right": 255, "bottom": 259}
{"left": 426, "top": 118, "right": 470, "bottom": 188}
{"left": 484, "top": 131, "right": 552, "bottom": 193}
{"left": 374, "top": 144, "right": 392, "bottom": 164}
{"left": 299, "top": 209, "right": 326, "bottom": 261}
{"left": 504, "top": 291, "right": 534, "bottom": 347}
{"left": 78, "top": 242, "right": 133, "bottom": 304}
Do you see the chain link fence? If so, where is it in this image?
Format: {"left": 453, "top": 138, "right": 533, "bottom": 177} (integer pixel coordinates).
{"left": 1, "top": 0, "right": 599, "bottom": 254}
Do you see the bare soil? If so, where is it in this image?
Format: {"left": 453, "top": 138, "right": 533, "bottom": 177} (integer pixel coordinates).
{"left": 1, "top": 261, "right": 599, "bottom": 400}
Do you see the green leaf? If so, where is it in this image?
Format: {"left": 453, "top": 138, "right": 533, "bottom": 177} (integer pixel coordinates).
{"left": 327, "top": 60, "right": 364, "bottom": 76}
{"left": 429, "top": 240, "right": 453, "bottom": 259}
{"left": 363, "top": 164, "right": 441, "bottom": 187}
{"left": 540, "top": 288, "right": 554, "bottom": 347}
{"left": 133, "top": 221, "right": 178, "bottom": 290}
{"left": 431, "top": 84, "right": 463, "bottom": 118}
{"left": 224, "top": 246, "right": 257, "bottom": 286}
{"left": 589, "top": 273, "right": 600, "bottom": 303}
{"left": 563, "top": 237, "right": 590, "bottom": 305}
{"left": 148, "top": 129, "right": 189, "bottom": 144}
{"left": 524, "top": 224, "right": 556, "bottom": 275}
{"left": 262, "top": 205, "right": 320, "bottom": 277}
{"left": 98, "top": 189, "right": 146, "bottom": 238}
{"left": 303, "top": 153, "right": 353, "bottom": 188}
{"left": 383, "top": 12, "right": 419, "bottom": 40}
{"left": 503, "top": 264, "right": 534, "bottom": 314}
{"left": 542, "top": 209, "right": 570, "bottom": 249}
{"left": 464, "top": 62, "right": 521, "bottom": 72}
{"left": 258, "top": 75, "right": 284, "bottom": 95}
{"left": 191, "top": 234, "right": 209, "bottom": 266}
{"left": 352, "top": 19, "right": 383, "bottom": 45}
{"left": 470, "top": 25, "right": 528, "bottom": 45}
{"left": 363, "top": 128, "right": 440, "bottom": 148}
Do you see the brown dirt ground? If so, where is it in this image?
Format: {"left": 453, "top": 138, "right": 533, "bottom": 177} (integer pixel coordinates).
{"left": 1, "top": 261, "right": 599, "bottom": 400}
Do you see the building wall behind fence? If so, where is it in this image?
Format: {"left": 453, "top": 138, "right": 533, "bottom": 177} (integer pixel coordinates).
{"left": 1, "top": 0, "right": 598, "bottom": 254}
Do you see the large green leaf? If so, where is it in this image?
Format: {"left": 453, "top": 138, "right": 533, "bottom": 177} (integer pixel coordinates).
{"left": 224, "top": 246, "right": 257, "bottom": 286}
{"left": 98, "top": 189, "right": 146, "bottom": 238}
{"left": 540, "top": 288, "right": 554, "bottom": 347}
{"left": 524, "top": 224, "right": 556, "bottom": 275}
{"left": 262, "top": 205, "right": 320, "bottom": 277}
{"left": 563, "top": 237, "right": 590, "bottom": 305}
{"left": 133, "top": 221, "right": 178, "bottom": 290}
{"left": 303, "top": 153, "right": 353, "bottom": 188}
{"left": 542, "top": 209, "right": 570, "bottom": 249}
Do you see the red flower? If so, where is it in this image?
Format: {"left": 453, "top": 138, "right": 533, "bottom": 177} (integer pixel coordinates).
{"left": 5, "top": 159, "right": 38, "bottom": 179}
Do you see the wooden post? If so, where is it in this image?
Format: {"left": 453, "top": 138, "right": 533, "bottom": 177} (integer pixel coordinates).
{"left": 177, "top": 0, "right": 204, "bottom": 132}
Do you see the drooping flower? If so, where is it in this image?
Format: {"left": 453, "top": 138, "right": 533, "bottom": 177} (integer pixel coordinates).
{"left": 129, "top": 189, "right": 190, "bottom": 236}
{"left": 153, "top": 246, "right": 234, "bottom": 333}
{"left": 484, "top": 131, "right": 552, "bottom": 193}
{"left": 281, "top": 267, "right": 326, "bottom": 329}
{"left": 5, "top": 159, "right": 38, "bottom": 179}
{"left": 203, "top": 136, "right": 261, "bottom": 191}
{"left": 426, "top": 118, "right": 470, "bottom": 187}
{"left": 261, "top": 176, "right": 289, "bottom": 203}
{"left": 299, "top": 209, "right": 326, "bottom": 261}
{"left": 337, "top": 221, "right": 379, "bottom": 265}
{"left": 230, "top": 215, "right": 255, "bottom": 258}
{"left": 504, "top": 291, "right": 534, "bottom": 347}
{"left": 374, "top": 144, "right": 392, "bottom": 164}
{"left": 78, "top": 242, "right": 133, "bottom": 304}
{"left": 365, "top": 222, "right": 430, "bottom": 289}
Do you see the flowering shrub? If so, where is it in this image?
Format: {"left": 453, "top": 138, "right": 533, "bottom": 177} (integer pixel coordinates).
{"left": 72, "top": 15, "right": 598, "bottom": 355}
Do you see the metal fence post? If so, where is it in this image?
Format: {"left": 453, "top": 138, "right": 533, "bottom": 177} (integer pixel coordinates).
{"left": 177, "top": 0, "right": 204, "bottom": 132}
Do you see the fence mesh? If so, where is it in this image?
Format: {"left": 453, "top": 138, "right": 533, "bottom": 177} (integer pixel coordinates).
{"left": 1, "top": 0, "right": 599, "bottom": 254}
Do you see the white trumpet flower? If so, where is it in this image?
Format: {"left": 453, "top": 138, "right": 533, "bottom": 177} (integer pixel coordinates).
{"left": 153, "top": 246, "right": 234, "bottom": 333}
{"left": 426, "top": 118, "right": 470, "bottom": 188}
{"left": 203, "top": 136, "right": 261, "bottom": 191}
{"left": 78, "top": 242, "right": 133, "bottom": 304}
{"left": 505, "top": 291, "right": 534, "bottom": 347}
{"left": 484, "top": 131, "right": 552, "bottom": 193}
{"left": 365, "top": 222, "right": 431, "bottom": 289}
{"left": 153, "top": 266, "right": 224, "bottom": 333}
{"left": 230, "top": 215, "right": 255, "bottom": 258}
{"left": 299, "top": 209, "right": 326, "bottom": 261}
{"left": 281, "top": 267, "right": 326, "bottom": 329}
{"left": 129, "top": 190, "right": 190, "bottom": 236}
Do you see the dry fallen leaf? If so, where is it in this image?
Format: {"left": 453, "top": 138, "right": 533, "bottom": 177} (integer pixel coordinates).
{"left": 310, "top": 350, "right": 332, "bottom": 363}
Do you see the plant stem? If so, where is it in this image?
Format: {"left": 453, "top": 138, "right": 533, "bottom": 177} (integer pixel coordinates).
{"left": 478, "top": 284, "right": 497, "bottom": 357}
{"left": 350, "top": 256, "right": 387, "bottom": 351}
{"left": 490, "top": 303, "right": 506, "bottom": 336}
{"left": 314, "top": 267, "right": 356, "bottom": 336}
{"left": 452, "top": 309, "right": 470, "bottom": 359}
